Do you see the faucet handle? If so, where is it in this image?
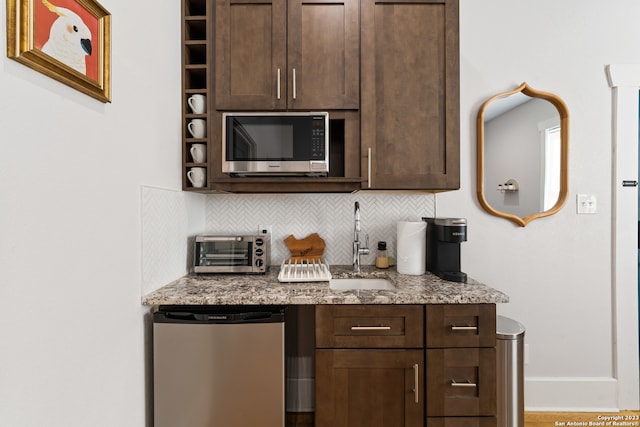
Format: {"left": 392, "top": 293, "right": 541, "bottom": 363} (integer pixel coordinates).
{"left": 360, "top": 234, "right": 370, "bottom": 255}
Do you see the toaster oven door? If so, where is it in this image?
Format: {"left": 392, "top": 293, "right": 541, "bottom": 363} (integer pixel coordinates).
{"left": 195, "top": 238, "right": 254, "bottom": 272}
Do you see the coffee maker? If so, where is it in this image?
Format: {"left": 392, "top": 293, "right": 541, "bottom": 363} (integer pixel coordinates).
{"left": 423, "top": 217, "right": 467, "bottom": 282}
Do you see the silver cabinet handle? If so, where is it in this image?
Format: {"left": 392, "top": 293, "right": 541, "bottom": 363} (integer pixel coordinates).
{"left": 292, "top": 68, "right": 297, "bottom": 100}
{"left": 367, "top": 147, "right": 372, "bottom": 188}
{"left": 451, "top": 379, "right": 477, "bottom": 388}
{"left": 413, "top": 364, "right": 419, "bottom": 403}
{"left": 277, "top": 68, "right": 281, "bottom": 100}
{"left": 450, "top": 325, "right": 478, "bottom": 331}
{"left": 350, "top": 326, "right": 391, "bottom": 331}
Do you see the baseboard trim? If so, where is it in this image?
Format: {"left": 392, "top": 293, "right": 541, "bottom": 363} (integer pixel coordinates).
{"left": 525, "top": 377, "right": 619, "bottom": 412}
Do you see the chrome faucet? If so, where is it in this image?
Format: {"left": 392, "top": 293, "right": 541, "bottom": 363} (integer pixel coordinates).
{"left": 353, "top": 201, "right": 370, "bottom": 273}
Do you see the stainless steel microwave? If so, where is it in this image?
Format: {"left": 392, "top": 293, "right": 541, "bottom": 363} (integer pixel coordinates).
{"left": 194, "top": 235, "right": 270, "bottom": 274}
{"left": 222, "top": 112, "right": 329, "bottom": 176}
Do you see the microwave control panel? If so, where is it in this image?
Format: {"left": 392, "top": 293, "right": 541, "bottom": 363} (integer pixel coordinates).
{"left": 311, "top": 117, "right": 326, "bottom": 159}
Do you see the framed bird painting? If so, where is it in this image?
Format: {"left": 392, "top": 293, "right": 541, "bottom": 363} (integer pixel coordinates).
{"left": 6, "top": 0, "right": 111, "bottom": 102}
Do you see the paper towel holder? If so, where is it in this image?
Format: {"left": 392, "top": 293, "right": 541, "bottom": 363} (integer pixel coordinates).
{"left": 497, "top": 179, "right": 519, "bottom": 192}
{"left": 396, "top": 221, "right": 427, "bottom": 275}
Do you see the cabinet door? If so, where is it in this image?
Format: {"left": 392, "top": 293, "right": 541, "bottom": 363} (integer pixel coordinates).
{"left": 215, "top": 0, "right": 287, "bottom": 109}
{"left": 360, "top": 0, "right": 459, "bottom": 190}
{"left": 316, "top": 349, "right": 424, "bottom": 427}
{"left": 287, "top": 0, "right": 359, "bottom": 109}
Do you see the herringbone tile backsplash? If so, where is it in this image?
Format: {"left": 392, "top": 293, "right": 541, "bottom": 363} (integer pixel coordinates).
{"left": 142, "top": 187, "right": 436, "bottom": 291}
{"left": 141, "top": 186, "right": 206, "bottom": 293}
{"left": 205, "top": 193, "right": 435, "bottom": 265}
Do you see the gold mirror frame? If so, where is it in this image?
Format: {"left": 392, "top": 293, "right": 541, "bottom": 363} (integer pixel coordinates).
{"left": 477, "top": 83, "right": 569, "bottom": 227}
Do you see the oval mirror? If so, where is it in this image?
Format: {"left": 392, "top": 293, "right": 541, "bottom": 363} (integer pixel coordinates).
{"left": 477, "top": 83, "right": 569, "bottom": 227}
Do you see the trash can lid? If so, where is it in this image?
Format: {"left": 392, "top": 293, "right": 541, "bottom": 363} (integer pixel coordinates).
{"left": 496, "top": 315, "right": 525, "bottom": 339}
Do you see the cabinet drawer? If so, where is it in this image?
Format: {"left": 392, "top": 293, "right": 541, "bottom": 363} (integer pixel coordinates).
{"left": 426, "top": 304, "right": 496, "bottom": 348}
{"left": 315, "top": 305, "right": 424, "bottom": 348}
{"left": 426, "top": 348, "right": 496, "bottom": 417}
{"left": 427, "top": 417, "right": 497, "bottom": 427}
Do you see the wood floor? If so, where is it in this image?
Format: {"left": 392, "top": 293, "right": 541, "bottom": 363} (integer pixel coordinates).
{"left": 287, "top": 411, "right": 640, "bottom": 427}
{"left": 525, "top": 411, "right": 640, "bottom": 427}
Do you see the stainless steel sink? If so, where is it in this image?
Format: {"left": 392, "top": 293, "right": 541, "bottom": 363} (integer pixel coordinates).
{"left": 329, "top": 278, "right": 395, "bottom": 290}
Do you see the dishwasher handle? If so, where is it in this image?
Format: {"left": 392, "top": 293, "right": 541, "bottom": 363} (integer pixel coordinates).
{"left": 163, "top": 311, "right": 199, "bottom": 322}
{"left": 155, "top": 306, "right": 285, "bottom": 324}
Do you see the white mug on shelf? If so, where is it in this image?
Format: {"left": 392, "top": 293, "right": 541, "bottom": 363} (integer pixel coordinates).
{"left": 190, "top": 144, "right": 207, "bottom": 163}
{"left": 187, "top": 167, "right": 206, "bottom": 188}
{"left": 187, "top": 119, "right": 206, "bottom": 139}
{"left": 187, "top": 94, "right": 206, "bottom": 114}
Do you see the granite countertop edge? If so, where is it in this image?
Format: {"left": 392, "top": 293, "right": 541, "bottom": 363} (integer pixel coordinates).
{"left": 142, "top": 266, "right": 509, "bottom": 306}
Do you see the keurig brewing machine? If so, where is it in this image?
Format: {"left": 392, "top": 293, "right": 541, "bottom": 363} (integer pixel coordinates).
{"left": 423, "top": 217, "right": 467, "bottom": 283}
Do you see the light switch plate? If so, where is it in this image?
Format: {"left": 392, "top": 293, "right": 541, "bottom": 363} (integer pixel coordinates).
{"left": 577, "top": 194, "right": 597, "bottom": 214}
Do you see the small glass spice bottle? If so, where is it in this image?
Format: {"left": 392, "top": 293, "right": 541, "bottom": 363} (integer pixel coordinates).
{"left": 376, "top": 241, "right": 389, "bottom": 269}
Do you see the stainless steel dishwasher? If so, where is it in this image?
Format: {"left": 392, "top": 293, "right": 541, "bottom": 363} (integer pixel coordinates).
{"left": 153, "top": 305, "right": 285, "bottom": 427}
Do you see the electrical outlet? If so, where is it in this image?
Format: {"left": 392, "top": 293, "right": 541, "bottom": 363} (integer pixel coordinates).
{"left": 258, "top": 225, "right": 272, "bottom": 236}
{"left": 576, "top": 194, "right": 597, "bottom": 214}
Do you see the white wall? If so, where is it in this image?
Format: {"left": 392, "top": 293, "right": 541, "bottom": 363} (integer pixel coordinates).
{"left": 441, "top": 0, "right": 640, "bottom": 410}
{"left": 1, "top": 1, "right": 639, "bottom": 425}
{"left": 0, "top": 0, "right": 182, "bottom": 425}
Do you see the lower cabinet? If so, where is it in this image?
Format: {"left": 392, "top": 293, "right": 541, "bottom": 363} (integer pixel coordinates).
{"left": 426, "top": 348, "right": 497, "bottom": 417}
{"left": 315, "top": 349, "right": 424, "bottom": 427}
{"left": 315, "top": 304, "right": 424, "bottom": 427}
{"left": 425, "top": 304, "right": 497, "bottom": 426}
{"left": 314, "top": 304, "right": 497, "bottom": 427}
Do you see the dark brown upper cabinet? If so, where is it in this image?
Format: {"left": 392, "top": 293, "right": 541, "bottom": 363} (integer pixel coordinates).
{"left": 215, "top": 0, "right": 360, "bottom": 111}
{"left": 182, "top": 0, "right": 460, "bottom": 192}
{"left": 360, "top": 0, "right": 460, "bottom": 190}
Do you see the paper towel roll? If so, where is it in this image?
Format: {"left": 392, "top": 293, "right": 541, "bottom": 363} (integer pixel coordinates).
{"left": 396, "top": 221, "right": 427, "bottom": 275}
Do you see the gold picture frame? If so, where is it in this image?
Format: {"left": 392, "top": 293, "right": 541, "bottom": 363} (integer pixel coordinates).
{"left": 6, "top": 0, "right": 111, "bottom": 103}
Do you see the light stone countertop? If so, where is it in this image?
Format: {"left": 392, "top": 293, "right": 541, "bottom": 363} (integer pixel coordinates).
{"left": 142, "top": 265, "right": 509, "bottom": 306}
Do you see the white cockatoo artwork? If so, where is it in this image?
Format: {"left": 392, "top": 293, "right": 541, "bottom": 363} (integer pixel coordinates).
{"left": 40, "top": 0, "right": 93, "bottom": 75}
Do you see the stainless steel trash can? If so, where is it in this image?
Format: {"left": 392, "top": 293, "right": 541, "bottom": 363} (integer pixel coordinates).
{"left": 497, "top": 315, "right": 525, "bottom": 427}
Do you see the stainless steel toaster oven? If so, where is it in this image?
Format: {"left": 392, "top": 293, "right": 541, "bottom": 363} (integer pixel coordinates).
{"left": 194, "top": 235, "right": 270, "bottom": 274}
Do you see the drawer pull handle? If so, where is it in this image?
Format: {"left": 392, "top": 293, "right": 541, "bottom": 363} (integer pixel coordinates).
{"left": 351, "top": 326, "right": 391, "bottom": 331}
{"left": 451, "top": 379, "right": 477, "bottom": 388}
{"left": 450, "top": 325, "right": 478, "bottom": 331}
{"left": 413, "top": 363, "right": 419, "bottom": 403}
{"left": 292, "top": 68, "right": 297, "bottom": 100}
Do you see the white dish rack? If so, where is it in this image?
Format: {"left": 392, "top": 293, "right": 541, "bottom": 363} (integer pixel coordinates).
{"left": 278, "top": 258, "right": 331, "bottom": 283}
